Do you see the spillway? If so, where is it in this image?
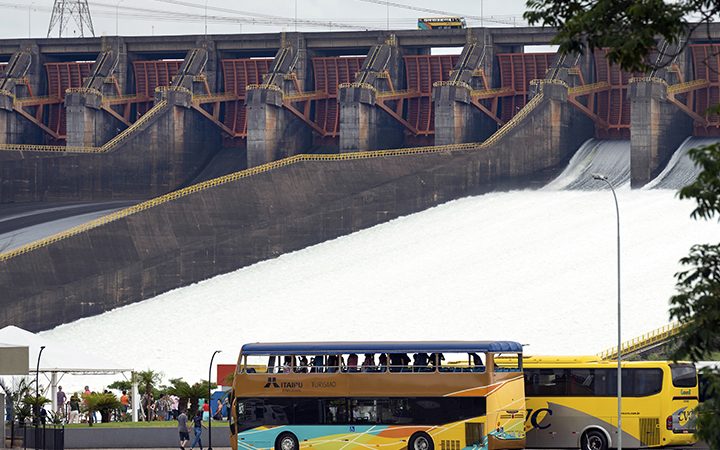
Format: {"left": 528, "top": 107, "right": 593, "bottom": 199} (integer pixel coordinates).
{"left": 645, "top": 137, "right": 719, "bottom": 190}
{"left": 545, "top": 139, "right": 630, "bottom": 190}
{"left": 41, "top": 189, "right": 716, "bottom": 387}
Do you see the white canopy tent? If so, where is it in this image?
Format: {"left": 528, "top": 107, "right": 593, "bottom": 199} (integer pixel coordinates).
{"left": 0, "top": 326, "right": 140, "bottom": 421}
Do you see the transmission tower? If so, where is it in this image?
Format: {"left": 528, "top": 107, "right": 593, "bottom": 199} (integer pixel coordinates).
{"left": 47, "top": 0, "right": 96, "bottom": 38}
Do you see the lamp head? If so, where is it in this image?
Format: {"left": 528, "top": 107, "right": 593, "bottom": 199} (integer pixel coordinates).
{"left": 591, "top": 173, "right": 607, "bottom": 181}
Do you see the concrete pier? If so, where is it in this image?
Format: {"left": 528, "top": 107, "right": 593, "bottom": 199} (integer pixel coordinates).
{"left": 629, "top": 78, "right": 692, "bottom": 187}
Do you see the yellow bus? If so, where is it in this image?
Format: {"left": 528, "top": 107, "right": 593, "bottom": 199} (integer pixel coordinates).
{"left": 520, "top": 356, "right": 698, "bottom": 450}
{"left": 417, "top": 17, "right": 466, "bottom": 30}
{"left": 229, "top": 341, "right": 526, "bottom": 450}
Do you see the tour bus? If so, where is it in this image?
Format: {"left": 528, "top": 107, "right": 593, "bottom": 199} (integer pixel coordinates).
{"left": 518, "top": 356, "right": 698, "bottom": 450}
{"left": 417, "top": 17, "right": 466, "bottom": 30}
{"left": 229, "top": 341, "right": 526, "bottom": 450}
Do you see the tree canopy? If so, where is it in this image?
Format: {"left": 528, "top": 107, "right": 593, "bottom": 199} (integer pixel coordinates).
{"left": 524, "top": 0, "right": 720, "bottom": 72}
{"left": 524, "top": 0, "right": 720, "bottom": 445}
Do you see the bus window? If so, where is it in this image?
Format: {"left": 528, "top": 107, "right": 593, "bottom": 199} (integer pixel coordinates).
{"left": 526, "top": 369, "right": 568, "bottom": 396}
{"left": 569, "top": 368, "right": 595, "bottom": 396}
{"left": 321, "top": 399, "right": 347, "bottom": 424}
{"left": 494, "top": 353, "right": 521, "bottom": 372}
{"left": 442, "top": 353, "right": 485, "bottom": 372}
{"left": 240, "top": 355, "right": 268, "bottom": 373}
{"left": 670, "top": 363, "right": 697, "bottom": 387}
{"left": 351, "top": 399, "right": 379, "bottom": 423}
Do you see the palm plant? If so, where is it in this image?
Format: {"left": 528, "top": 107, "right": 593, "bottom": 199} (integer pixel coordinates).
{"left": 83, "top": 392, "right": 121, "bottom": 425}
{"left": 167, "top": 378, "right": 216, "bottom": 415}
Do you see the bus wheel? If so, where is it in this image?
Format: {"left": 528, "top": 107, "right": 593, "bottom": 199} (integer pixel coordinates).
{"left": 409, "top": 432, "right": 434, "bottom": 450}
{"left": 275, "top": 432, "right": 299, "bottom": 450}
{"left": 581, "top": 429, "right": 608, "bottom": 450}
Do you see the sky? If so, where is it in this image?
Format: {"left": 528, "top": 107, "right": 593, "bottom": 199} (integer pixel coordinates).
{"left": 8, "top": 0, "right": 530, "bottom": 39}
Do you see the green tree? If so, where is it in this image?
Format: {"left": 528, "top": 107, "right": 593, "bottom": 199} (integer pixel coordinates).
{"left": 107, "top": 380, "right": 132, "bottom": 392}
{"left": 166, "top": 378, "right": 216, "bottom": 416}
{"left": 524, "top": 1, "right": 720, "bottom": 445}
{"left": 135, "top": 370, "right": 163, "bottom": 396}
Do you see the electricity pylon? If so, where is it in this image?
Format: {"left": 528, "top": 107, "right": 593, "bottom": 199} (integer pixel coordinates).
{"left": 47, "top": 0, "right": 95, "bottom": 38}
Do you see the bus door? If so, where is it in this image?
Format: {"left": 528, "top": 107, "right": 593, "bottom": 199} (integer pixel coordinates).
{"left": 667, "top": 364, "right": 698, "bottom": 434}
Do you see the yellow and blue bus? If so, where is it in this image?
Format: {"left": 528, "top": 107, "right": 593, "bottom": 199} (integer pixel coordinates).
{"left": 229, "top": 341, "right": 526, "bottom": 450}
{"left": 417, "top": 17, "right": 466, "bottom": 30}
{"left": 520, "top": 356, "right": 698, "bottom": 450}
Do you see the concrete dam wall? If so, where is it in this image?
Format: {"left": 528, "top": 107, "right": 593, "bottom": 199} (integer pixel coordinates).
{"left": 0, "top": 82, "right": 594, "bottom": 331}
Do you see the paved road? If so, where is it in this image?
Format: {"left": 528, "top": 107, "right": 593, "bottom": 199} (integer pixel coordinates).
{"left": 0, "top": 200, "right": 139, "bottom": 252}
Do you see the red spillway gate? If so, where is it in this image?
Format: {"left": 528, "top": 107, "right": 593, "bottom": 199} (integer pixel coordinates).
{"left": 497, "top": 52, "right": 555, "bottom": 122}
{"left": 133, "top": 60, "right": 182, "bottom": 118}
{"left": 594, "top": 50, "right": 633, "bottom": 139}
{"left": 690, "top": 44, "right": 720, "bottom": 135}
{"left": 403, "top": 54, "right": 458, "bottom": 137}
{"left": 312, "top": 56, "right": 365, "bottom": 138}
{"left": 221, "top": 58, "right": 272, "bottom": 137}
{"left": 45, "top": 62, "right": 93, "bottom": 138}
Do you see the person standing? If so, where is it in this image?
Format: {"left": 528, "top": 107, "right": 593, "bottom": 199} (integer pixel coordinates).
{"left": 178, "top": 409, "right": 190, "bottom": 450}
{"left": 68, "top": 394, "right": 80, "bottom": 424}
{"left": 190, "top": 410, "right": 205, "bottom": 450}
{"left": 120, "top": 390, "right": 130, "bottom": 415}
{"left": 56, "top": 386, "right": 67, "bottom": 417}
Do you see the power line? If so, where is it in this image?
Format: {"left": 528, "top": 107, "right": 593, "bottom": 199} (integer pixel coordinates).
{"left": 353, "top": 0, "right": 526, "bottom": 26}
{"left": 146, "top": 0, "right": 373, "bottom": 30}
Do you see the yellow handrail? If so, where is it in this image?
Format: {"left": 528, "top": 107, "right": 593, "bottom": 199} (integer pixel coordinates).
{"left": 0, "top": 91, "right": 550, "bottom": 263}
{"left": 568, "top": 82, "right": 610, "bottom": 97}
{"left": 597, "top": 322, "right": 685, "bottom": 360}
{"left": 0, "top": 100, "right": 169, "bottom": 154}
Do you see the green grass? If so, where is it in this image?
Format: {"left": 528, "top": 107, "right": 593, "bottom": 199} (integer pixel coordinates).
{"left": 64, "top": 420, "right": 230, "bottom": 429}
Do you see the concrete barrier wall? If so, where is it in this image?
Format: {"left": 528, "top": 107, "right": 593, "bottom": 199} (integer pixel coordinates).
{"left": 0, "top": 101, "right": 221, "bottom": 204}
{"left": 63, "top": 425, "right": 230, "bottom": 448}
{"left": 0, "top": 83, "right": 594, "bottom": 331}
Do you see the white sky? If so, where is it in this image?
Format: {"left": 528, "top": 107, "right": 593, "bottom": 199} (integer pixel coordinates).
{"left": 8, "top": 0, "right": 530, "bottom": 39}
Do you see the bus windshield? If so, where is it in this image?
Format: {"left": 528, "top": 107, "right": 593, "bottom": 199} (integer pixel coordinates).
{"left": 670, "top": 363, "right": 697, "bottom": 387}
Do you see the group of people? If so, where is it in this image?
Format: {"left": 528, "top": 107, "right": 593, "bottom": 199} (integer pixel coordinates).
{"left": 276, "top": 352, "right": 481, "bottom": 373}
{"left": 54, "top": 385, "right": 95, "bottom": 424}
{"left": 177, "top": 400, "right": 225, "bottom": 450}
{"left": 141, "top": 392, "right": 181, "bottom": 421}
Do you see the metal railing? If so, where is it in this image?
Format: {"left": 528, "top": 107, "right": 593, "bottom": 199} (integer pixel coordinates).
{"left": 481, "top": 91, "right": 544, "bottom": 148}
{"left": 470, "top": 86, "right": 513, "bottom": 99}
{"left": 338, "top": 82, "right": 377, "bottom": 93}
{"left": 667, "top": 79, "right": 709, "bottom": 95}
{"left": 0, "top": 100, "right": 169, "bottom": 154}
{"left": 567, "top": 81, "right": 610, "bottom": 97}
{"left": 0, "top": 90, "right": 550, "bottom": 262}
{"left": 597, "top": 322, "right": 684, "bottom": 360}
{"left": 432, "top": 80, "right": 472, "bottom": 90}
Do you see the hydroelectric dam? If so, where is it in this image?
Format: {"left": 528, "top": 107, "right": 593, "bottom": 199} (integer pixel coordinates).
{"left": 1, "top": 26, "right": 719, "bottom": 331}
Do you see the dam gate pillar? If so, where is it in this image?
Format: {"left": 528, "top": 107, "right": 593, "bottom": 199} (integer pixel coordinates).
{"left": 339, "top": 37, "right": 404, "bottom": 152}
{"left": 630, "top": 78, "right": 692, "bottom": 188}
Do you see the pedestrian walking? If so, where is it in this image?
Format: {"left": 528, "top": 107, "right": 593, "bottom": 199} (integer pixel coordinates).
{"left": 178, "top": 409, "right": 190, "bottom": 450}
{"left": 56, "top": 386, "right": 67, "bottom": 417}
{"left": 190, "top": 410, "right": 205, "bottom": 450}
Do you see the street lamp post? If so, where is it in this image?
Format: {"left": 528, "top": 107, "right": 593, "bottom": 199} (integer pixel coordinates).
{"left": 592, "top": 173, "right": 622, "bottom": 450}
{"left": 35, "top": 345, "right": 46, "bottom": 425}
{"left": 207, "top": 350, "right": 222, "bottom": 450}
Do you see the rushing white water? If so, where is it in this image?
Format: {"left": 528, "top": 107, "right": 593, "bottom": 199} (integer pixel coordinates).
{"left": 40, "top": 188, "right": 717, "bottom": 390}
{"left": 646, "top": 137, "right": 718, "bottom": 190}
{"left": 545, "top": 139, "right": 630, "bottom": 190}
